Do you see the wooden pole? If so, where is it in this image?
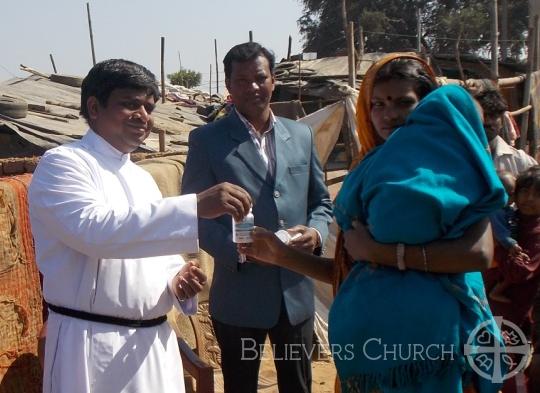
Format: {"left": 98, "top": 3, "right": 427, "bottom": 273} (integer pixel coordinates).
{"left": 501, "top": 0, "right": 508, "bottom": 60}
{"left": 158, "top": 130, "right": 165, "bottom": 152}
{"left": 249, "top": 31, "right": 253, "bottom": 42}
{"left": 49, "top": 54, "right": 58, "bottom": 74}
{"left": 347, "top": 22, "right": 356, "bottom": 88}
{"left": 287, "top": 35, "right": 292, "bottom": 60}
{"left": 161, "top": 37, "right": 165, "bottom": 104}
{"left": 214, "top": 39, "right": 219, "bottom": 94}
{"left": 417, "top": 8, "right": 422, "bottom": 52}
{"left": 298, "top": 57, "right": 302, "bottom": 102}
{"left": 86, "top": 2, "right": 96, "bottom": 66}
{"left": 159, "top": 37, "right": 166, "bottom": 152}
{"left": 533, "top": 14, "right": 540, "bottom": 155}
{"left": 341, "top": 0, "right": 348, "bottom": 40}
{"left": 536, "top": 13, "right": 540, "bottom": 71}
{"left": 358, "top": 23, "right": 364, "bottom": 57}
{"left": 209, "top": 64, "right": 212, "bottom": 95}
{"left": 490, "top": 0, "right": 499, "bottom": 79}
{"left": 519, "top": 22, "right": 536, "bottom": 150}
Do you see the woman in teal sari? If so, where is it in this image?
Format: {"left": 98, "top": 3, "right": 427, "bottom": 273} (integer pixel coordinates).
{"left": 240, "top": 53, "right": 506, "bottom": 393}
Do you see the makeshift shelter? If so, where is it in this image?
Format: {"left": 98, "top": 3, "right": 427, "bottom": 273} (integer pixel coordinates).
{"left": 0, "top": 74, "right": 207, "bottom": 158}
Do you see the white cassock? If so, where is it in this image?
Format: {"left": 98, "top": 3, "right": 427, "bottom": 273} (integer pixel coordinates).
{"left": 29, "top": 130, "right": 199, "bottom": 393}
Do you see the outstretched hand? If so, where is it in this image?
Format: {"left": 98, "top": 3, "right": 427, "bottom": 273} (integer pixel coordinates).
{"left": 509, "top": 244, "right": 530, "bottom": 266}
{"left": 238, "top": 227, "right": 287, "bottom": 265}
{"left": 173, "top": 260, "right": 207, "bottom": 301}
{"left": 197, "top": 182, "right": 252, "bottom": 221}
{"left": 287, "top": 225, "right": 320, "bottom": 253}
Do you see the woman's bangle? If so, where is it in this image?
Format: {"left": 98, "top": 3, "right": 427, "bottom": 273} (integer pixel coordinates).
{"left": 422, "top": 246, "right": 429, "bottom": 272}
{"left": 396, "top": 243, "right": 406, "bottom": 270}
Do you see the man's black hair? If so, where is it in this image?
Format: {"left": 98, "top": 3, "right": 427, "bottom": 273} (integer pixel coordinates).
{"left": 470, "top": 84, "right": 508, "bottom": 120}
{"left": 223, "top": 42, "right": 275, "bottom": 79}
{"left": 516, "top": 165, "right": 540, "bottom": 194}
{"left": 80, "top": 59, "right": 160, "bottom": 121}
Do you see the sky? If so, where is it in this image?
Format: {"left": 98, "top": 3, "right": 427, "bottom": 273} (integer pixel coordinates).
{"left": 0, "top": 0, "right": 306, "bottom": 92}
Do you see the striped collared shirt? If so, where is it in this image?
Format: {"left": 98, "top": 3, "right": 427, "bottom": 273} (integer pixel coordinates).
{"left": 235, "top": 108, "right": 277, "bottom": 178}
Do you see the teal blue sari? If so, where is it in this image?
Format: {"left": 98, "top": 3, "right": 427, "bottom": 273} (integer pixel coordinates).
{"left": 331, "top": 85, "right": 507, "bottom": 393}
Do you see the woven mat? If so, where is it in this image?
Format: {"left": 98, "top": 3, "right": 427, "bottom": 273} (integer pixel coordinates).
{"left": 0, "top": 174, "right": 43, "bottom": 393}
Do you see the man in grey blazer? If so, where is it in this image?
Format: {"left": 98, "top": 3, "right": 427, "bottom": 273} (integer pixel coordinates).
{"left": 182, "top": 42, "right": 332, "bottom": 393}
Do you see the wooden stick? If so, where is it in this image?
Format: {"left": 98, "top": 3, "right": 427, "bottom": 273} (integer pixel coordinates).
{"left": 445, "top": 75, "right": 526, "bottom": 88}
{"left": 358, "top": 24, "right": 364, "bottom": 57}
{"left": 298, "top": 58, "right": 302, "bottom": 102}
{"left": 497, "top": 74, "right": 527, "bottom": 86}
{"left": 501, "top": 0, "right": 509, "bottom": 60}
{"left": 287, "top": 35, "right": 292, "bottom": 60}
{"left": 347, "top": 22, "right": 355, "bottom": 87}
{"left": 20, "top": 64, "right": 50, "bottom": 78}
{"left": 86, "top": 2, "right": 96, "bottom": 66}
{"left": 49, "top": 54, "right": 58, "bottom": 73}
{"left": 45, "top": 99, "right": 80, "bottom": 110}
{"left": 490, "top": 0, "right": 499, "bottom": 79}
{"left": 532, "top": 15, "right": 540, "bottom": 155}
{"left": 519, "top": 22, "right": 536, "bottom": 150}
{"left": 214, "top": 39, "right": 219, "bottom": 94}
{"left": 509, "top": 105, "right": 532, "bottom": 117}
{"left": 416, "top": 8, "right": 422, "bottom": 52}
{"left": 161, "top": 37, "right": 165, "bottom": 104}
{"left": 30, "top": 112, "right": 70, "bottom": 123}
{"left": 158, "top": 129, "right": 165, "bottom": 152}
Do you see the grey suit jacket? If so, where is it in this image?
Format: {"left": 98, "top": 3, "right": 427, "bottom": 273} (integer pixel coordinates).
{"left": 182, "top": 110, "right": 332, "bottom": 328}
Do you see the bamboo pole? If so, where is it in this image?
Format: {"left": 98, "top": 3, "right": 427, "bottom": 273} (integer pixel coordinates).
{"left": 159, "top": 37, "right": 166, "bottom": 152}
{"left": 446, "top": 75, "right": 525, "bottom": 88}
{"left": 497, "top": 74, "right": 527, "bottom": 86}
{"left": 341, "top": 0, "right": 348, "bottom": 41}
{"left": 359, "top": 24, "right": 365, "bottom": 57}
{"left": 501, "top": 0, "right": 508, "bottom": 60}
{"left": 287, "top": 35, "right": 292, "bottom": 60}
{"left": 214, "top": 39, "right": 219, "bottom": 94}
{"left": 86, "top": 2, "right": 96, "bottom": 66}
{"left": 347, "top": 22, "right": 356, "bottom": 87}
{"left": 416, "top": 8, "right": 422, "bottom": 52}
{"left": 509, "top": 105, "right": 532, "bottom": 117}
{"left": 537, "top": 13, "right": 540, "bottom": 71}
{"left": 490, "top": 0, "right": 499, "bottom": 79}
{"left": 161, "top": 37, "right": 165, "bottom": 104}
{"left": 297, "top": 58, "right": 302, "bottom": 102}
{"left": 158, "top": 130, "right": 165, "bottom": 152}
{"left": 519, "top": 21, "right": 537, "bottom": 150}
{"left": 49, "top": 54, "right": 57, "bottom": 73}
{"left": 526, "top": 14, "right": 540, "bottom": 157}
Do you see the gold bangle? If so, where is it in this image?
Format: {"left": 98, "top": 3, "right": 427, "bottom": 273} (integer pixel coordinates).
{"left": 422, "top": 246, "right": 429, "bottom": 272}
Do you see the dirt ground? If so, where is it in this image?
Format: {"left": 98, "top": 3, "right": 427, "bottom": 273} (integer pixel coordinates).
{"left": 257, "top": 352, "right": 337, "bottom": 393}
{"left": 186, "top": 347, "right": 338, "bottom": 393}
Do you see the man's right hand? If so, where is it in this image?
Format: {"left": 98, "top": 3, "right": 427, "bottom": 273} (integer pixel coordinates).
{"left": 197, "top": 182, "right": 252, "bottom": 221}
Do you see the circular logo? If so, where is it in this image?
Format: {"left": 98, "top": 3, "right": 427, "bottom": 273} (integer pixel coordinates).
{"left": 464, "top": 316, "right": 531, "bottom": 383}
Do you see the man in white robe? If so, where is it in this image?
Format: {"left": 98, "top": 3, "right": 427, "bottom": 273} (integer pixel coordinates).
{"left": 29, "top": 59, "right": 252, "bottom": 393}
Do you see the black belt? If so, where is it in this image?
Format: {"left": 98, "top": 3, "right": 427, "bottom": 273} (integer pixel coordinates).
{"left": 48, "top": 304, "right": 167, "bottom": 328}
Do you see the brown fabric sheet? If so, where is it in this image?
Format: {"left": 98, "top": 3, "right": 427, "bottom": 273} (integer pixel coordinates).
{"left": 0, "top": 174, "right": 43, "bottom": 393}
